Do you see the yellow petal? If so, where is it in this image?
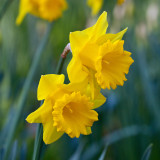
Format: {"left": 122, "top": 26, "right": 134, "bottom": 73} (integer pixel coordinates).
{"left": 26, "top": 99, "right": 52, "bottom": 123}
{"left": 79, "top": 43, "right": 99, "bottom": 70}
{"left": 88, "top": 70, "right": 101, "bottom": 100}
{"left": 97, "top": 27, "right": 128, "bottom": 45}
{"left": 86, "top": 127, "right": 92, "bottom": 135}
{"left": 87, "top": 0, "right": 104, "bottom": 16}
{"left": 87, "top": 71, "right": 106, "bottom": 108}
{"left": 85, "top": 11, "right": 108, "bottom": 42}
{"left": 43, "top": 121, "right": 64, "bottom": 144}
{"left": 37, "top": 74, "right": 65, "bottom": 100}
{"left": 62, "top": 80, "right": 88, "bottom": 95}
{"left": 92, "top": 92, "right": 106, "bottom": 109}
{"left": 69, "top": 31, "right": 89, "bottom": 55}
{"left": 69, "top": 11, "right": 108, "bottom": 55}
{"left": 16, "top": 0, "right": 32, "bottom": 25}
{"left": 67, "top": 56, "right": 89, "bottom": 83}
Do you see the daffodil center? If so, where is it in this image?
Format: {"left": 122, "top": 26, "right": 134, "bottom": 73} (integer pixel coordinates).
{"left": 52, "top": 92, "right": 98, "bottom": 138}
{"left": 63, "top": 104, "right": 74, "bottom": 115}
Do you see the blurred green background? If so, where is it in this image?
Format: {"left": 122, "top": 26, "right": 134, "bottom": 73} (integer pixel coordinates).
{"left": 0, "top": 0, "right": 160, "bottom": 159}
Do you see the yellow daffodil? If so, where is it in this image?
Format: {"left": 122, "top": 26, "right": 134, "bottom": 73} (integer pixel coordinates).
{"left": 87, "top": 0, "right": 103, "bottom": 15}
{"left": 67, "top": 11, "right": 134, "bottom": 90}
{"left": 26, "top": 74, "right": 106, "bottom": 144}
{"left": 117, "top": 0, "right": 125, "bottom": 5}
{"left": 16, "top": 0, "right": 68, "bottom": 25}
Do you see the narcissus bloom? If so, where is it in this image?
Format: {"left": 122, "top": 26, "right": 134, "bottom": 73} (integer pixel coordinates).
{"left": 16, "top": 0, "right": 67, "bottom": 25}
{"left": 87, "top": 0, "right": 103, "bottom": 15}
{"left": 26, "top": 74, "right": 106, "bottom": 144}
{"left": 117, "top": 0, "right": 125, "bottom": 5}
{"left": 67, "top": 11, "right": 134, "bottom": 90}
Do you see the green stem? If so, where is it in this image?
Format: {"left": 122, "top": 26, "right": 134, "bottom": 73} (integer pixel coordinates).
{"left": 56, "top": 57, "right": 65, "bottom": 74}
{"left": 3, "top": 22, "right": 54, "bottom": 160}
{"left": 32, "top": 45, "right": 69, "bottom": 160}
{"left": 0, "top": 0, "right": 13, "bottom": 20}
{"left": 32, "top": 124, "right": 43, "bottom": 160}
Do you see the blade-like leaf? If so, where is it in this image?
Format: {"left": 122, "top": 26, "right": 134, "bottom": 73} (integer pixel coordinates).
{"left": 20, "top": 142, "right": 27, "bottom": 160}
{"left": 98, "top": 146, "right": 108, "bottom": 160}
{"left": 141, "top": 144, "right": 153, "bottom": 160}
{"left": 69, "top": 140, "right": 85, "bottom": 160}
{"left": 0, "top": 148, "right": 5, "bottom": 160}
{"left": 8, "top": 140, "right": 18, "bottom": 160}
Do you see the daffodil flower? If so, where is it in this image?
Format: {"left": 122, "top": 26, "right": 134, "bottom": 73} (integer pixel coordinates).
{"left": 117, "top": 0, "right": 125, "bottom": 5}
{"left": 26, "top": 74, "right": 106, "bottom": 144}
{"left": 67, "top": 11, "right": 134, "bottom": 90}
{"left": 16, "top": 0, "right": 68, "bottom": 25}
{"left": 87, "top": 0, "right": 103, "bottom": 15}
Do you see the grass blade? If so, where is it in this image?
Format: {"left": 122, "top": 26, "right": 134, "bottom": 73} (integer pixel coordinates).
{"left": 141, "top": 144, "right": 153, "bottom": 160}
{"left": 3, "top": 22, "right": 54, "bottom": 160}
{"left": 98, "top": 146, "right": 108, "bottom": 160}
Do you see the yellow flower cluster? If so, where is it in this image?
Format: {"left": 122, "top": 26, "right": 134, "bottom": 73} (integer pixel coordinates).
{"left": 16, "top": 0, "right": 67, "bottom": 25}
{"left": 26, "top": 11, "right": 133, "bottom": 144}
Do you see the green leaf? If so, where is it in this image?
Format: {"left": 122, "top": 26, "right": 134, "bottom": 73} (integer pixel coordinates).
{"left": 98, "top": 146, "right": 108, "bottom": 160}
{"left": 141, "top": 144, "right": 153, "bottom": 160}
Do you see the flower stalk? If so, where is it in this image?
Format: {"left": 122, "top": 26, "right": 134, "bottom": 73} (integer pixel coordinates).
{"left": 56, "top": 43, "right": 71, "bottom": 74}
{"left": 3, "top": 22, "right": 54, "bottom": 160}
{"left": 32, "top": 124, "right": 43, "bottom": 160}
{"left": 32, "top": 44, "right": 70, "bottom": 160}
